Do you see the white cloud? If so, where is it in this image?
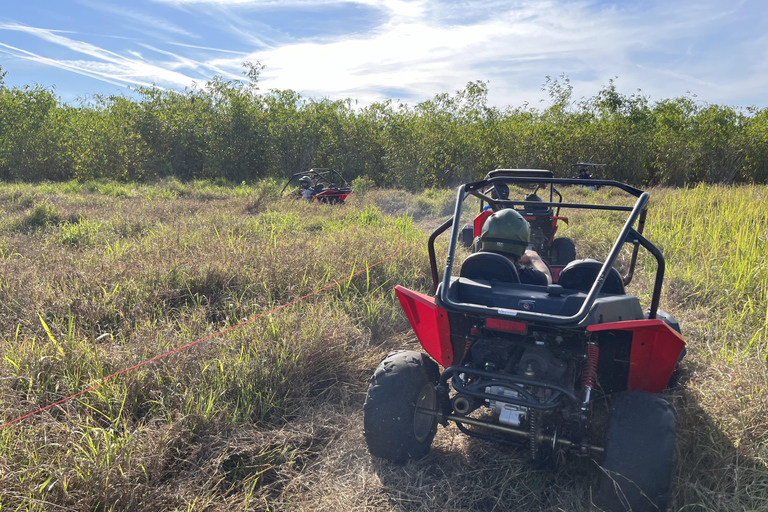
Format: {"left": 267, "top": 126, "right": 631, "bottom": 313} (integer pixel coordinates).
{"left": 166, "top": 41, "right": 254, "bottom": 55}
{"left": 0, "top": 23, "right": 129, "bottom": 64}
{"left": 208, "top": 0, "right": 764, "bottom": 107}
{"left": 0, "top": 23, "right": 200, "bottom": 90}
{"left": 154, "top": 0, "right": 387, "bottom": 6}
{"left": 209, "top": 1, "right": 635, "bottom": 104}
{"left": 0, "top": 42, "right": 138, "bottom": 88}
{"left": 81, "top": 1, "right": 196, "bottom": 39}
{"left": 1, "top": 0, "right": 766, "bottom": 107}
{"left": 138, "top": 43, "right": 240, "bottom": 78}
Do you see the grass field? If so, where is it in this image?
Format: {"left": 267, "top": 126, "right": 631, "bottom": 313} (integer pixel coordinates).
{"left": 0, "top": 180, "right": 767, "bottom": 511}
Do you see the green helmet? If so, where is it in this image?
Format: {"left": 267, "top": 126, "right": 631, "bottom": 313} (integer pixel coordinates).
{"left": 299, "top": 175, "right": 311, "bottom": 185}
{"left": 479, "top": 208, "right": 530, "bottom": 258}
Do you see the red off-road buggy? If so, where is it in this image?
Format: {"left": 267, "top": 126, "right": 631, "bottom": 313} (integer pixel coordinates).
{"left": 459, "top": 170, "right": 576, "bottom": 279}
{"left": 281, "top": 168, "right": 353, "bottom": 204}
{"left": 364, "top": 170, "right": 685, "bottom": 512}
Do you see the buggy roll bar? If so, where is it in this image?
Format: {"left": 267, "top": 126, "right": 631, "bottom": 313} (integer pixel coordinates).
{"left": 428, "top": 176, "right": 665, "bottom": 326}
{"left": 279, "top": 168, "right": 351, "bottom": 194}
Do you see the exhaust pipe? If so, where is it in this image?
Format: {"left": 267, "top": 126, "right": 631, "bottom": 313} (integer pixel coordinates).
{"left": 452, "top": 394, "right": 477, "bottom": 415}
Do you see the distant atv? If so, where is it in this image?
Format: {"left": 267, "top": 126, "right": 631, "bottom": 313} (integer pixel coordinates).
{"left": 460, "top": 170, "right": 576, "bottom": 280}
{"left": 281, "top": 168, "right": 353, "bottom": 204}
{"left": 364, "top": 170, "right": 685, "bottom": 512}
{"left": 573, "top": 162, "right": 607, "bottom": 191}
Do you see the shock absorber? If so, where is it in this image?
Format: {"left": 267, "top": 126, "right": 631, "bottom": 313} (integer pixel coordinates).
{"left": 529, "top": 409, "right": 539, "bottom": 461}
{"left": 581, "top": 341, "right": 599, "bottom": 406}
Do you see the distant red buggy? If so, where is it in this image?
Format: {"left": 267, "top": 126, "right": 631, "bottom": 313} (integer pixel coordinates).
{"left": 281, "top": 168, "right": 353, "bottom": 204}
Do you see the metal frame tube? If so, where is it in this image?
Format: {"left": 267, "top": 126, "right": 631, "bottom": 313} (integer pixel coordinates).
{"left": 438, "top": 185, "right": 650, "bottom": 326}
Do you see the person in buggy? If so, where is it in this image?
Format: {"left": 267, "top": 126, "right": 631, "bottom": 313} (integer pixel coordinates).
{"left": 577, "top": 167, "right": 598, "bottom": 191}
{"left": 281, "top": 169, "right": 353, "bottom": 204}
{"left": 477, "top": 208, "right": 553, "bottom": 285}
{"left": 482, "top": 183, "right": 510, "bottom": 211}
{"left": 289, "top": 175, "right": 312, "bottom": 199}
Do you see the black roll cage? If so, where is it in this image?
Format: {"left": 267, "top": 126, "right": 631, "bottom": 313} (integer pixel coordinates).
{"left": 280, "top": 168, "right": 351, "bottom": 194}
{"left": 427, "top": 171, "right": 665, "bottom": 326}
{"left": 479, "top": 169, "right": 566, "bottom": 216}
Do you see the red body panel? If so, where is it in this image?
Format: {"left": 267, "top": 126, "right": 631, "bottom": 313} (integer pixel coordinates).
{"left": 486, "top": 317, "right": 527, "bottom": 334}
{"left": 588, "top": 319, "right": 685, "bottom": 393}
{"left": 313, "top": 190, "right": 351, "bottom": 202}
{"left": 474, "top": 212, "right": 569, "bottom": 241}
{"left": 395, "top": 285, "right": 453, "bottom": 367}
{"left": 473, "top": 210, "right": 493, "bottom": 237}
{"left": 522, "top": 215, "right": 569, "bottom": 243}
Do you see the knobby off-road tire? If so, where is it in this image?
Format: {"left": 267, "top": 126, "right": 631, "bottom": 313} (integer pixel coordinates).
{"left": 363, "top": 350, "right": 440, "bottom": 464}
{"left": 596, "top": 391, "right": 676, "bottom": 512}
{"left": 550, "top": 237, "right": 576, "bottom": 266}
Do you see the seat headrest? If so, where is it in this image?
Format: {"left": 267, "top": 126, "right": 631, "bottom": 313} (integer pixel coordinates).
{"left": 460, "top": 252, "right": 520, "bottom": 283}
{"left": 557, "top": 258, "right": 625, "bottom": 294}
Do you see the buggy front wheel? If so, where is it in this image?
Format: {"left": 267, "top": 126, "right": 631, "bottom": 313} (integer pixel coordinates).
{"left": 363, "top": 350, "right": 440, "bottom": 463}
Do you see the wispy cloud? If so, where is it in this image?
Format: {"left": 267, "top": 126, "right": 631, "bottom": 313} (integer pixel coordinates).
{"left": 138, "top": 43, "right": 240, "bottom": 78}
{"left": 0, "top": 0, "right": 766, "bottom": 107}
{"left": 198, "top": 0, "right": 766, "bottom": 107}
{"left": 1, "top": 22, "right": 133, "bottom": 65}
{"left": 166, "top": 41, "right": 248, "bottom": 54}
{"left": 0, "top": 42, "right": 141, "bottom": 89}
{"left": 155, "top": 0, "right": 376, "bottom": 5}
{"left": 211, "top": 1, "right": 635, "bottom": 103}
{"left": 0, "top": 22, "right": 200, "bottom": 90}
{"left": 81, "top": 1, "right": 196, "bottom": 39}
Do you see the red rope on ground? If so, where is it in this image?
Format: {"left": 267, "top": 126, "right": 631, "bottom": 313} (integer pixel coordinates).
{"left": 0, "top": 208, "right": 402, "bottom": 430}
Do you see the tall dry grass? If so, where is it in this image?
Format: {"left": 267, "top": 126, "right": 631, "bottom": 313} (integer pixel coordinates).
{"left": 0, "top": 181, "right": 766, "bottom": 511}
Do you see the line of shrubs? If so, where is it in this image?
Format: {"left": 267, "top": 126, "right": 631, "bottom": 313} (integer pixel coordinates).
{"left": 1, "top": 67, "right": 766, "bottom": 189}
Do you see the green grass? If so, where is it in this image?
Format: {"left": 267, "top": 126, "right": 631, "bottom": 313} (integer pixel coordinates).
{"left": 647, "top": 185, "right": 768, "bottom": 357}
{"left": 0, "top": 180, "right": 766, "bottom": 511}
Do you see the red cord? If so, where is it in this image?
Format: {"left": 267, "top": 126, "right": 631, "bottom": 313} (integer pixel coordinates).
{"left": 1, "top": 208, "right": 402, "bottom": 430}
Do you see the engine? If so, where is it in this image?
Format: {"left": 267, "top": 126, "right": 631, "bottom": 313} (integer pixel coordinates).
{"left": 526, "top": 216, "right": 555, "bottom": 257}
{"left": 456, "top": 330, "right": 580, "bottom": 428}
{"left": 527, "top": 225, "right": 549, "bottom": 255}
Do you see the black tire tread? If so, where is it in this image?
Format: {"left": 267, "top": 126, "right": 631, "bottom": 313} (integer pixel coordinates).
{"left": 596, "top": 391, "right": 676, "bottom": 512}
{"left": 363, "top": 350, "right": 440, "bottom": 464}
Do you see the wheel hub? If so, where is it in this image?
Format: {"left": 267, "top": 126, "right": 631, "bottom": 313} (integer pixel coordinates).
{"left": 413, "top": 383, "right": 437, "bottom": 442}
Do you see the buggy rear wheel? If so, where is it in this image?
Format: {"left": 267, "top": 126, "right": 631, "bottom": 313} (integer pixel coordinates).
{"left": 550, "top": 237, "right": 576, "bottom": 266}
{"left": 363, "top": 350, "right": 440, "bottom": 463}
{"left": 596, "top": 391, "right": 676, "bottom": 512}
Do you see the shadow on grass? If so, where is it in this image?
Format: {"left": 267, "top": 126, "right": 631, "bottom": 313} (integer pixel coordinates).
{"left": 666, "top": 359, "right": 768, "bottom": 511}
{"left": 370, "top": 422, "right": 599, "bottom": 511}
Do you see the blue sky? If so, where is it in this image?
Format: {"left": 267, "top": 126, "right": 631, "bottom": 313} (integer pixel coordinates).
{"left": 0, "top": 0, "right": 766, "bottom": 109}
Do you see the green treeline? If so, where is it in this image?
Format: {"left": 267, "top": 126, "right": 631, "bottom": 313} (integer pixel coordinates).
{"left": 1, "top": 65, "right": 767, "bottom": 188}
